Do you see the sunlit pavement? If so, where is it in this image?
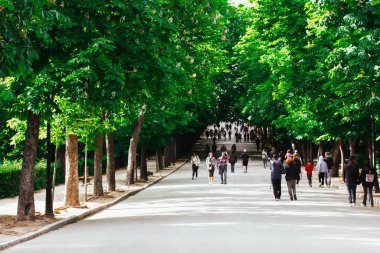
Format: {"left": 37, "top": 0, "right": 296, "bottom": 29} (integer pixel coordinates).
{"left": 5, "top": 139, "right": 380, "bottom": 253}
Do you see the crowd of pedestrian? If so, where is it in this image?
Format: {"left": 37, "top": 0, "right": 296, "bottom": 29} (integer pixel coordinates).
{"left": 197, "top": 122, "right": 379, "bottom": 207}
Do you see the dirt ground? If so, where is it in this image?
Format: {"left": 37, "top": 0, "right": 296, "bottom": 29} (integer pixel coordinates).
{"left": 0, "top": 214, "right": 61, "bottom": 242}
{"left": 0, "top": 173, "right": 166, "bottom": 243}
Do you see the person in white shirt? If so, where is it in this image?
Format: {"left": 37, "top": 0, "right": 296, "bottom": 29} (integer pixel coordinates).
{"left": 205, "top": 152, "right": 216, "bottom": 184}
{"left": 316, "top": 155, "right": 328, "bottom": 187}
{"left": 191, "top": 152, "right": 201, "bottom": 180}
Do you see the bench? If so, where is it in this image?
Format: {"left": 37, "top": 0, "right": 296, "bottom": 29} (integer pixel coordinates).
{"left": 78, "top": 176, "right": 94, "bottom": 185}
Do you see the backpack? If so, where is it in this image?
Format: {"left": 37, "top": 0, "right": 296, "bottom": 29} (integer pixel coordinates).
{"left": 366, "top": 173, "right": 375, "bottom": 183}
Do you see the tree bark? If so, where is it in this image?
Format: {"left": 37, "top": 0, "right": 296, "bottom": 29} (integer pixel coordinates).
{"left": 348, "top": 139, "right": 356, "bottom": 156}
{"left": 17, "top": 111, "right": 40, "bottom": 221}
{"left": 140, "top": 143, "right": 148, "bottom": 181}
{"left": 156, "top": 151, "right": 160, "bottom": 172}
{"left": 309, "top": 140, "right": 313, "bottom": 164}
{"left": 45, "top": 122, "right": 53, "bottom": 216}
{"left": 332, "top": 140, "right": 341, "bottom": 177}
{"left": 158, "top": 149, "right": 164, "bottom": 170}
{"left": 94, "top": 135, "right": 104, "bottom": 196}
{"left": 370, "top": 117, "right": 376, "bottom": 169}
{"left": 164, "top": 145, "right": 170, "bottom": 167}
{"left": 170, "top": 136, "right": 177, "bottom": 165}
{"left": 317, "top": 141, "right": 324, "bottom": 158}
{"left": 127, "top": 105, "right": 146, "bottom": 185}
{"left": 58, "top": 145, "right": 66, "bottom": 176}
{"left": 106, "top": 132, "right": 116, "bottom": 192}
{"left": 64, "top": 134, "right": 80, "bottom": 207}
{"left": 339, "top": 140, "right": 345, "bottom": 174}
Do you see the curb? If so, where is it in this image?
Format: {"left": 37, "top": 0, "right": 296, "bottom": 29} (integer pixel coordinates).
{"left": 0, "top": 159, "right": 188, "bottom": 251}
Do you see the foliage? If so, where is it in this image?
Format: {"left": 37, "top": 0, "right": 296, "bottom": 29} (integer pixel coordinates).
{"left": 0, "top": 160, "right": 64, "bottom": 198}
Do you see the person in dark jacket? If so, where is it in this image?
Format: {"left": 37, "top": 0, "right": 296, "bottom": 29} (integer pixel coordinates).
{"left": 211, "top": 141, "right": 217, "bottom": 158}
{"left": 241, "top": 149, "right": 250, "bottom": 173}
{"left": 270, "top": 155, "right": 284, "bottom": 201}
{"left": 229, "top": 152, "right": 237, "bottom": 173}
{"left": 360, "top": 160, "right": 378, "bottom": 207}
{"left": 343, "top": 155, "right": 360, "bottom": 206}
{"left": 285, "top": 157, "right": 301, "bottom": 201}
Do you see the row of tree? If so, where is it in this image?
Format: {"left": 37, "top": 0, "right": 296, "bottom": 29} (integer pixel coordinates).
{"left": 228, "top": 0, "right": 380, "bottom": 171}
{"left": 0, "top": 0, "right": 233, "bottom": 221}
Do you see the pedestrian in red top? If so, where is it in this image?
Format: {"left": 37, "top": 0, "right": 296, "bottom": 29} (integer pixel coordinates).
{"left": 305, "top": 160, "right": 314, "bottom": 187}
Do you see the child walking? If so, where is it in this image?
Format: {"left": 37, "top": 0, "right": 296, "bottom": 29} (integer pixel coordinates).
{"left": 305, "top": 160, "right": 314, "bottom": 187}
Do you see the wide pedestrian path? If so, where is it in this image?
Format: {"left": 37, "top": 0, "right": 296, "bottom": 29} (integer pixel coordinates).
{"left": 4, "top": 136, "right": 380, "bottom": 253}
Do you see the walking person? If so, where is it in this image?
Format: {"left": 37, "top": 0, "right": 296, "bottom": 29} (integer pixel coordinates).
{"left": 217, "top": 152, "right": 229, "bottom": 184}
{"left": 285, "top": 157, "right": 300, "bottom": 201}
{"left": 256, "top": 138, "right": 260, "bottom": 151}
{"left": 262, "top": 149, "right": 269, "bottom": 169}
{"left": 228, "top": 130, "right": 232, "bottom": 140}
{"left": 305, "top": 160, "right": 314, "bottom": 187}
{"left": 316, "top": 155, "right": 328, "bottom": 187}
{"left": 270, "top": 155, "right": 284, "bottom": 200}
{"left": 205, "top": 129, "right": 210, "bottom": 140}
{"left": 324, "top": 152, "right": 333, "bottom": 188}
{"left": 343, "top": 155, "right": 360, "bottom": 207}
{"left": 212, "top": 141, "right": 217, "bottom": 158}
{"left": 206, "top": 152, "right": 216, "bottom": 184}
{"left": 191, "top": 152, "right": 201, "bottom": 180}
{"left": 241, "top": 149, "right": 250, "bottom": 173}
{"left": 360, "top": 160, "right": 378, "bottom": 207}
{"left": 269, "top": 147, "right": 277, "bottom": 159}
{"left": 229, "top": 152, "right": 237, "bottom": 173}
{"left": 231, "top": 144, "right": 237, "bottom": 153}
{"left": 204, "top": 143, "right": 210, "bottom": 158}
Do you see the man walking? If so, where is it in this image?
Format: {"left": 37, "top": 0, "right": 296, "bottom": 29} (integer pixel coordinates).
{"left": 343, "top": 155, "right": 360, "bottom": 207}
{"left": 241, "top": 149, "right": 250, "bottom": 173}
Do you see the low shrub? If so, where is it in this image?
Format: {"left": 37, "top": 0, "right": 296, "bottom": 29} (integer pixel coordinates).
{"left": 0, "top": 160, "right": 65, "bottom": 199}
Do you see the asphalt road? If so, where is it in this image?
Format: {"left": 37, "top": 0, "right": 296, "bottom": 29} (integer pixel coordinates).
{"left": 5, "top": 140, "right": 380, "bottom": 253}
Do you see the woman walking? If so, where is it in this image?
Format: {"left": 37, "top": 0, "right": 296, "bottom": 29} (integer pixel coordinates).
{"left": 217, "top": 152, "right": 229, "bottom": 184}
{"left": 285, "top": 157, "right": 300, "bottom": 201}
{"left": 262, "top": 149, "right": 269, "bottom": 169}
{"left": 206, "top": 152, "right": 216, "bottom": 184}
{"left": 360, "top": 160, "right": 378, "bottom": 207}
{"left": 241, "top": 149, "right": 250, "bottom": 173}
{"left": 191, "top": 152, "right": 201, "bottom": 180}
{"left": 270, "top": 155, "right": 284, "bottom": 201}
{"left": 316, "top": 155, "right": 328, "bottom": 187}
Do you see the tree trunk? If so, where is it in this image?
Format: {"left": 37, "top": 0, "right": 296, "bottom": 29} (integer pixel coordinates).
{"left": 300, "top": 141, "right": 306, "bottom": 165}
{"left": 106, "top": 132, "right": 116, "bottom": 192}
{"left": 58, "top": 145, "right": 66, "bottom": 176}
{"left": 156, "top": 151, "right": 160, "bottom": 172}
{"left": 370, "top": 117, "right": 376, "bottom": 169}
{"left": 158, "top": 149, "right": 164, "bottom": 170}
{"left": 317, "top": 141, "right": 324, "bottom": 158}
{"left": 339, "top": 140, "right": 345, "bottom": 175}
{"left": 94, "top": 135, "right": 104, "bottom": 196}
{"left": 64, "top": 134, "right": 80, "bottom": 207}
{"left": 17, "top": 111, "right": 40, "bottom": 221}
{"left": 140, "top": 143, "right": 148, "bottom": 181}
{"left": 348, "top": 139, "right": 356, "bottom": 156}
{"left": 332, "top": 140, "right": 341, "bottom": 177}
{"left": 309, "top": 140, "right": 313, "bottom": 164}
{"left": 170, "top": 136, "right": 176, "bottom": 165}
{"left": 45, "top": 122, "right": 53, "bottom": 216}
{"left": 127, "top": 105, "right": 146, "bottom": 185}
{"left": 164, "top": 145, "right": 170, "bottom": 167}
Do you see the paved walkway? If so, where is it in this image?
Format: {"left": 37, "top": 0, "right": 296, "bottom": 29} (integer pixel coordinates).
{"left": 4, "top": 134, "right": 380, "bottom": 252}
